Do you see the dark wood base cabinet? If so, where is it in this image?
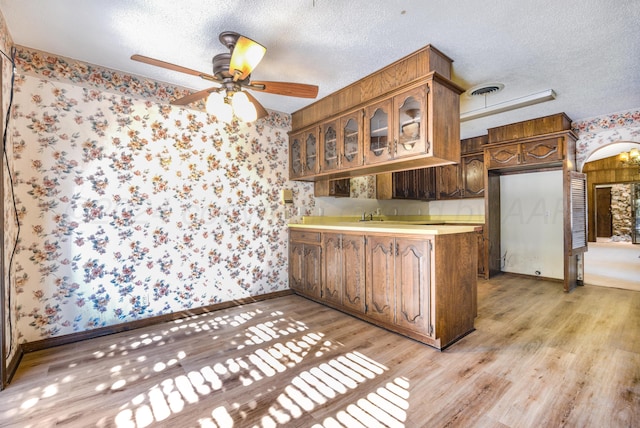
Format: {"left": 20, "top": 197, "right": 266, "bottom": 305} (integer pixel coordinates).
{"left": 289, "top": 228, "right": 477, "bottom": 350}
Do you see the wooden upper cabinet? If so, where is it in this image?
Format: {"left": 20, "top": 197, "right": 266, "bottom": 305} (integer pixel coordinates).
{"left": 462, "top": 154, "right": 485, "bottom": 198}
{"left": 364, "top": 84, "right": 430, "bottom": 165}
{"left": 289, "top": 127, "right": 320, "bottom": 179}
{"left": 304, "top": 129, "right": 319, "bottom": 176}
{"left": 394, "top": 85, "right": 429, "bottom": 159}
{"left": 289, "top": 45, "right": 464, "bottom": 181}
{"left": 321, "top": 110, "right": 364, "bottom": 173}
{"left": 321, "top": 122, "right": 339, "bottom": 172}
{"left": 290, "top": 133, "right": 304, "bottom": 179}
{"left": 364, "top": 98, "right": 393, "bottom": 164}
{"left": 520, "top": 137, "right": 563, "bottom": 166}
{"left": 341, "top": 112, "right": 363, "bottom": 169}
{"left": 485, "top": 137, "right": 564, "bottom": 170}
{"left": 485, "top": 113, "right": 571, "bottom": 171}
{"left": 437, "top": 163, "right": 462, "bottom": 199}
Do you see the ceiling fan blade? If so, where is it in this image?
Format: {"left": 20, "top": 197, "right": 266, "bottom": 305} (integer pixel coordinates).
{"left": 244, "top": 91, "right": 269, "bottom": 119}
{"left": 250, "top": 81, "right": 319, "bottom": 98}
{"left": 171, "top": 87, "right": 216, "bottom": 106}
{"left": 131, "top": 54, "right": 219, "bottom": 81}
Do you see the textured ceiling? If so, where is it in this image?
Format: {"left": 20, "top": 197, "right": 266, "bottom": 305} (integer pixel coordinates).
{"left": 1, "top": 0, "right": 639, "bottom": 138}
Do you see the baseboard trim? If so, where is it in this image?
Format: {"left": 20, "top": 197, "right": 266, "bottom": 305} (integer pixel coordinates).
{"left": 498, "top": 271, "right": 564, "bottom": 283}
{"left": 5, "top": 346, "right": 24, "bottom": 386}
{"left": 21, "top": 289, "right": 293, "bottom": 354}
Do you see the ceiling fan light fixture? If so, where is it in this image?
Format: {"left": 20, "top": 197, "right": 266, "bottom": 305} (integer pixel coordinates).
{"left": 229, "top": 36, "right": 266, "bottom": 81}
{"left": 206, "top": 92, "right": 233, "bottom": 123}
{"left": 231, "top": 91, "right": 258, "bottom": 122}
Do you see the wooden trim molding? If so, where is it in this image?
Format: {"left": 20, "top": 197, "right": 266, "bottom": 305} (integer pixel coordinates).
{"left": 20, "top": 289, "right": 293, "bottom": 354}
{"left": 5, "top": 345, "right": 22, "bottom": 385}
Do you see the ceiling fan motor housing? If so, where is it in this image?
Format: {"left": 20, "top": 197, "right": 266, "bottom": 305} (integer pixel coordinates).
{"left": 212, "top": 53, "right": 232, "bottom": 78}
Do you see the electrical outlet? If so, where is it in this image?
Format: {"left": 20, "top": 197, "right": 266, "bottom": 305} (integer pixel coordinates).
{"left": 141, "top": 295, "right": 149, "bottom": 306}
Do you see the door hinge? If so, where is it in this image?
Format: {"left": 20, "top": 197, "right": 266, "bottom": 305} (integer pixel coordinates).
{"left": 429, "top": 324, "right": 434, "bottom": 336}
{"left": 428, "top": 240, "right": 433, "bottom": 252}
{"left": 365, "top": 303, "right": 369, "bottom": 313}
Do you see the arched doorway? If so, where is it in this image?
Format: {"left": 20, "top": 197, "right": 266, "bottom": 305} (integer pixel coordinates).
{"left": 580, "top": 141, "right": 640, "bottom": 291}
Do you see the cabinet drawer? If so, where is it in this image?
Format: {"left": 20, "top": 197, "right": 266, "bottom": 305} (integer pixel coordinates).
{"left": 290, "top": 230, "right": 321, "bottom": 243}
{"left": 520, "top": 137, "right": 563, "bottom": 166}
{"left": 486, "top": 144, "right": 520, "bottom": 169}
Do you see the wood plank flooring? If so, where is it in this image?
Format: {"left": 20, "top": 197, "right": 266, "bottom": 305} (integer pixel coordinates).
{"left": 1, "top": 275, "right": 639, "bottom": 427}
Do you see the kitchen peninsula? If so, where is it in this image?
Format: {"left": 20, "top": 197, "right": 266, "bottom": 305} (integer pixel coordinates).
{"left": 288, "top": 219, "right": 479, "bottom": 349}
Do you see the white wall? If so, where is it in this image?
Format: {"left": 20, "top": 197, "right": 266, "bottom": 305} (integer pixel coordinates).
{"left": 500, "top": 170, "right": 564, "bottom": 278}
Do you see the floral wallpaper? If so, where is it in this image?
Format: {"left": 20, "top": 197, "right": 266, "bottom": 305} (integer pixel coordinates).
{"left": 0, "top": 10, "right": 19, "bottom": 377}
{"left": 573, "top": 108, "right": 640, "bottom": 169}
{"left": 10, "top": 48, "right": 313, "bottom": 342}
{"left": 350, "top": 175, "right": 377, "bottom": 199}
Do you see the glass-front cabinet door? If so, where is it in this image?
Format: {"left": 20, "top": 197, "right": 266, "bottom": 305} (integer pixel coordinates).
{"left": 322, "top": 122, "right": 338, "bottom": 172}
{"left": 303, "top": 128, "right": 319, "bottom": 176}
{"left": 394, "top": 84, "right": 429, "bottom": 159}
{"left": 289, "top": 132, "right": 304, "bottom": 179}
{"left": 341, "top": 112, "right": 363, "bottom": 169}
{"left": 364, "top": 99, "right": 393, "bottom": 164}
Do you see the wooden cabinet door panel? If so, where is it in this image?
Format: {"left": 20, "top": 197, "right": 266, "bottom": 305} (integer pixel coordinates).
{"left": 289, "top": 242, "right": 305, "bottom": 292}
{"left": 416, "top": 167, "right": 437, "bottom": 200}
{"left": 304, "top": 245, "right": 322, "bottom": 299}
{"left": 365, "top": 236, "right": 395, "bottom": 324}
{"left": 462, "top": 154, "right": 485, "bottom": 198}
{"left": 395, "top": 239, "right": 432, "bottom": 335}
{"left": 322, "top": 234, "right": 343, "bottom": 305}
{"left": 437, "top": 163, "right": 462, "bottom": 199}
{"left": 392, "top": 170, "right": 416, "bottom": 199}
{"left": 342, "top": 235, "right": 366, "bottom": 314}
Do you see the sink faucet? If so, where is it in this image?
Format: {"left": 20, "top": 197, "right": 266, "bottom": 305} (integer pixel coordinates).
{"left": 360, "top": 211, "right": 375, "bottom": 221}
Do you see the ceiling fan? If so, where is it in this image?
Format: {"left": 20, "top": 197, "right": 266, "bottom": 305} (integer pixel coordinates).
{"left": 131, "top": 31, "right": 319, "bottom": 122}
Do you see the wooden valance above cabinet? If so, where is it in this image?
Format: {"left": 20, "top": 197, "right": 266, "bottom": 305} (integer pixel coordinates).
{"left": 289, "top": 45, "right": 465, "bottom": 182}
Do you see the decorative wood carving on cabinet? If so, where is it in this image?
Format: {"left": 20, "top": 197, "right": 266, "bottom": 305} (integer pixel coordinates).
{"left": 394, "top": 238, "right": 432, "bottom": 336}
{"left": 322, "top": 233, "right": 366, "bottom": 313}
{"left": 365, "top": 236, "right": 396, "bottom": 324}
{"left": 486, "top": 137, "right": 564, "bottom": 170}
{"left": 289, "top": 230, "right": 322, "bottom": 299}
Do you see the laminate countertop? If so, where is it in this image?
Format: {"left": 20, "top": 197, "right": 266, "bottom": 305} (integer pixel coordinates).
{"left": 288, "top": 221, "right": 481, "bottom": 236}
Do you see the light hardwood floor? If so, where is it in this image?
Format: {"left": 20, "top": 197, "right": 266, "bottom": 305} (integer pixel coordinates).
{"left": 1, "top": 275, "right": 639, "bottom": 427}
